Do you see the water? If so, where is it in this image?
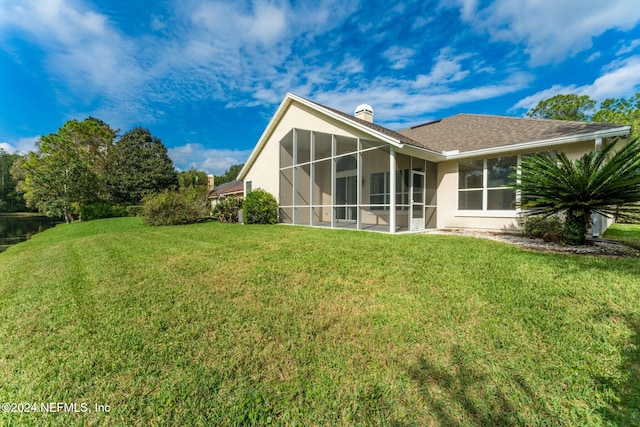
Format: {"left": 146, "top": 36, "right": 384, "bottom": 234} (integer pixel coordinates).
{"left": 0, "top": 214, "right": 60, "bottom": 253}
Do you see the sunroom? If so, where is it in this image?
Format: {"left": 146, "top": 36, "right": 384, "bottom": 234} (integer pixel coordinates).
{"left": 278, "top": 128, "right": 437, "bottom": 233}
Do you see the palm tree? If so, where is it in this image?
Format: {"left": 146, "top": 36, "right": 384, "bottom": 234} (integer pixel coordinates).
{"left": 513, "top": 138, "right": 640, "bottom": 245}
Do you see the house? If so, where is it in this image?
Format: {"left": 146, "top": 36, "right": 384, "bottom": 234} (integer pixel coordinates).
{"left": 237, "top": 93, "right": 630, "bottom": 234}
{"left": 208, "top": 180, "right": 244, "bottom": 208}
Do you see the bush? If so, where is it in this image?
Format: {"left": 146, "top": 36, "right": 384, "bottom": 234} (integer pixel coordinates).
{"left": 522, "top": 215, "right": 563, "bottom": 239}
{"left": 80, "top": 201, "right": 128, "bottom": 221}
{"left": 243, "top": 189, "right": 278, "bottom": 224}
{"left": 126, "top": 205, "right": 143, "bottom": 217}
{"left": 141, "top": 191, "right": 204, "bottom": 226}
{"left": 213, "top": 196, "right": 243, "bottom": 223}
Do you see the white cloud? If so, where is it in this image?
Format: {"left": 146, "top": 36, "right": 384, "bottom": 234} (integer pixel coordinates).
{"left": 314, "top": 70, "right": 532, "bottom": 127}
{"left": 617, "top": 39, "right": 640, "bottom": 56}
{"left": 168, "top": 143, "right": 252, "bottom": 175}
{"left": 583, "top": 56, "right": 640, "bottom": 99}
{"left": 452, "top": 0, "right": 478, "bottom": 21}
{"left": 586, "top": 52, "right": 601, "bottom": 63}
{"left": 190, "top": 1, "right": 287, "bottom": 47}
{"left": 0, "top": 136, "right": 39, "bottom": 154}
{"left": 512, "top": 55, "right": 640, "bottom": 111}
{"left": 383, "top": 46, "right": 416, "bottom": 70}
{"left": 414, "top": 48, "right": 472, "bottom": 88}
{"left": 0, "top": 0, "right": 368, "bottom": 134}
{"left": 453, "top": 0, "right": 640, "bottom": 65}
{"left": 0, "top": 0, "right": 149, "bottom": 130}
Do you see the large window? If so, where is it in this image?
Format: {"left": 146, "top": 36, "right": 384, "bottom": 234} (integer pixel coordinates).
{"left": 458, "top": 156, "right": 516, "bottom": 211}
{"left": 369, "top": 170, "right": 410, "bottom": 210}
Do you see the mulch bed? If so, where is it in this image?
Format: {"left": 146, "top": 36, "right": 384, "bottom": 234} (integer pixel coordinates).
{"left": 424, "top": 229, "right": 640, "bottom": 257}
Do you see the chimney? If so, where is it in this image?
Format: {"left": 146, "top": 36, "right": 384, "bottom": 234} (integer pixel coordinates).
{"left": 354, "top": 103, "right": 374, "bottom": 123}
{"left": 208, "top": 174, "right": 215, "bottom": 190}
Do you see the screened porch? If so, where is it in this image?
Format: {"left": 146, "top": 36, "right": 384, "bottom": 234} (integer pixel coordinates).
{"left": 278, "top": 128, "right": 437, "bottom": 233}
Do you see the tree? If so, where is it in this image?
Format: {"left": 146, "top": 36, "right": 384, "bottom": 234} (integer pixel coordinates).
{"left": 12, "top": 118, "right": 117, "bottom": 222}
{"left": 526, "top": 94, "right": 596, "bottom": 121}
{"left": 215, "top": 163, "right": 244, "bottom": 186}
{"left": 592, "top": 93, "right": 640, "bottom": 140}
{"left": 512, "top": 138, "right": 640, "bottom": 245}
{"left": 178, "top": 169, "right": 209, "bottom": 196}
{"left": 178, "top": 169, "right": 210, "bottom": 216}
{"left": 106, "top": 128, "right": 178, "bottom": 205}
{"left": 0, "top": 149, "right": 28, "bottom": 212}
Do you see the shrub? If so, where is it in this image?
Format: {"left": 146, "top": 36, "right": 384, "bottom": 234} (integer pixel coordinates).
{"left": 243, "top": 189, "right": 278, "bottom": 225}
{"left": 214, "top": 196, "right": 243, "bottom": 223}
{"left": 522, "top": 215, "right": 563, "bottom": 239}
{"left": 80, "top": 201, "right": 128, "bottom": 221}
{"left": 141, "top": 191, "right": 203, "bottom": 226}
{"left": 126, "top": 205, "right": 143, "bottom": 217}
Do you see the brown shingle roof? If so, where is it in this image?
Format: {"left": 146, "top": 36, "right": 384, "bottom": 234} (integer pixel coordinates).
{"left": 293, "top": 95, "right": 628, "bottom": 154}
{"left": 397, "top": 114, "right": 626, "bottom": 153}
{"left": 208, "top": 180, "right": 244, "bottom": 198}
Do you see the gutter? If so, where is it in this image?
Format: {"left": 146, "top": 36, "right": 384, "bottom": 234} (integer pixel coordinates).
{"left": 442, "top": 126, "right": 631, "bottom": 160}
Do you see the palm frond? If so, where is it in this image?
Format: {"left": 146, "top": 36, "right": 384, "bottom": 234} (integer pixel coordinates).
{"left": 513, "top": 138, "right": 640, "bottom": 222}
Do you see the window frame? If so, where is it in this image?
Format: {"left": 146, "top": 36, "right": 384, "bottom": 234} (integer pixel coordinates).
{"left": 456, "top": 155, "right": 518, "bottom": 217}
{"left": 369, "top": 169, "right": 410, "bottom": 211}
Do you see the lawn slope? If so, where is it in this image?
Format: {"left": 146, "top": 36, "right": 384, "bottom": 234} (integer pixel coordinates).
{"left": 1, "top": 218, "right": 639, "bottom": 426}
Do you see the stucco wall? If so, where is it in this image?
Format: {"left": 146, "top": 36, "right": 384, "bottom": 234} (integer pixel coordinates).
{"left": 246, "top": 102, "right": 614, "bottom": 233}
{"left": 436, "top": 139, "right": 599, "bottom": 231}
{"left": 243, "top": 101, "right": 379, "bottom": 202}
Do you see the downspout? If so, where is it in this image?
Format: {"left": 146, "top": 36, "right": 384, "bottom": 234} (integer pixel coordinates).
{"left": 592, "top": 137, "right": 603, "bottom": 238}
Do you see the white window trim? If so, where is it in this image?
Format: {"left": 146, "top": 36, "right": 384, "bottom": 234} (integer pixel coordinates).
{"left": 369, "top": 170, "right": 411, "bottom": 211}
{"left": 457, "top": 155, "right": 519, "bottom": 215}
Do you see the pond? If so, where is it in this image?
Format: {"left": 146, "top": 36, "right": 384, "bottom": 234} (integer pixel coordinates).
{"left": 0, "top": 214, "right": 60, "bottom": 253}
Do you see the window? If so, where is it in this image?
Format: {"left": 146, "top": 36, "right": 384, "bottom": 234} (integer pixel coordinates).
{"left": 458, "top": 160, "right": 483, "bottom": 210}
{"left": 246, "top": 181, "right": 252, "bottom": 193}
{"left": 458, "top": 156, "right": 516, "bottom": 211}
{"left": 487, "top": 156, "right": 516, "bottom": 210}
{"left": 370, "top": 172, "right": 388, "bottom": 206}
{"left": 370, "top": 170, "right": 410, "bottom": 210}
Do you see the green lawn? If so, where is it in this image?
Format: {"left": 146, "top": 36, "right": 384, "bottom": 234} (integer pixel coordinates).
{"left": 604, "top": 223, "right": 640, "bottom": 249}
{"left": 1, "top": 218, "right": 639, "bottom": 426}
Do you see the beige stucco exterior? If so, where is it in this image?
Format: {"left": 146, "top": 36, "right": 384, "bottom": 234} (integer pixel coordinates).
{"left": 240, "top": 94, "right": 629, "bottom": 234}
{"left": 435, "top": 139, "right": 604, "bottom": 231}
{"left": 243, "top": 101, "right": 383, "bottom": 200}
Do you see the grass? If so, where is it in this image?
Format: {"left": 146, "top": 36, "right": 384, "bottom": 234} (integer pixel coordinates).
{"left": 1, "top": 218, "right": 639, "bottom": 426}
{"left": 604, "top": 223, "right": 640, "bottom": 249}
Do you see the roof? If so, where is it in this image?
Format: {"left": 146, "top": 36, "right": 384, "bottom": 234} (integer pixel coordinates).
{"left": 303, "top": 97, "right": 429, "bottom": 149}
{"left": 397, "top": 114, "right": 629, "bottom": 154}
{"left": 208, "top": 180, "right": 243, "bottom": 199}
{"left": 238, "top": 93, "right": 631, "bottom": 180}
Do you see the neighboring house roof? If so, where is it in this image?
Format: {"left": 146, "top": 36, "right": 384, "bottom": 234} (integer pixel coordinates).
{"left": 208, "top": 180, "right": 244, "bottom": 199}
{"left": 238, "top": 93, "right": 631, "bottom": 180}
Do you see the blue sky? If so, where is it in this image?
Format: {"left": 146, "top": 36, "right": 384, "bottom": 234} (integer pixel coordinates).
{"left": 1, "top": 0, "right": 640, "bottom": 175}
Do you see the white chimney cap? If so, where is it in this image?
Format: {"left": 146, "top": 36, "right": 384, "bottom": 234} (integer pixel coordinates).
{"left": 354, "top": 103, "right": 374, "bottom": 115}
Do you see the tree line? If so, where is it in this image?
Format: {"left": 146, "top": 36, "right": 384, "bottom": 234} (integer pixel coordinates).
{"left": 3, "top": 117, "right": 247, "bottom": 221}
{"left": 9, "top": 118, "right": 177, "bottom": 222}
{"left": 0, "top": 149, "right": 27, "bottom": 212}
{"left": 526, "top": 93, "right": 640, "bottom": 139}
